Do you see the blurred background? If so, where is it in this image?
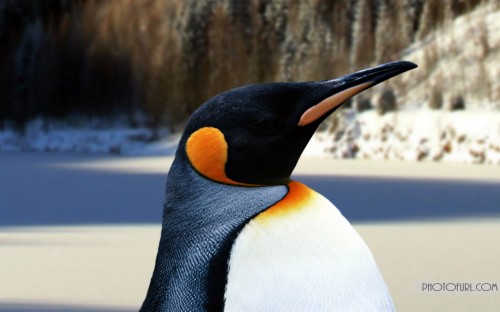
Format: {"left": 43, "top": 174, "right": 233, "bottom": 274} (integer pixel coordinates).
{"left": 1, "top": 1, "right": 500, "bottom": 311}
{"left": 0, "top": 0, "right": 498, "bottom": 161}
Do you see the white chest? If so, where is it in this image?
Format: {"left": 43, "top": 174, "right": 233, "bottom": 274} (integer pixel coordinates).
{"left": 224, "top": 182, "right": 394, "bottom": 312}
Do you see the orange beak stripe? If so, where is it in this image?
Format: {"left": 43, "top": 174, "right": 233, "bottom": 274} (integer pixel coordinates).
{"left": 298, "top": 82, "right": 372, "bottom": 126}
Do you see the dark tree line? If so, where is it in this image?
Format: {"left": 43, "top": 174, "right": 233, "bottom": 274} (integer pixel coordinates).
{"left": 0, "top": 0, "right": 489, "bottom": 129}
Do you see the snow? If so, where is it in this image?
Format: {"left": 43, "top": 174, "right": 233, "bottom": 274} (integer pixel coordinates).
{"left": 303, "top": 109, "right": 500, "bottom": 165}
{"left": 0, "top": 118, "right": 180, "bottom": 156}
{"left": 398, "top": 2, "right": 500, "bottom": 110}
{"left": 2, "top": 5, "right": 499, "bottom": 165}
{"left": 290, "top": 2, "right": 499, "bottom": 165}
{"left": 1, "top": 110, "right": 499, "bottom": 165}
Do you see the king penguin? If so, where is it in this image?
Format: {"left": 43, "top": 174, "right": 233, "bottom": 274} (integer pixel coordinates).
{"left": 140, "top": 61, "right": 417, "bottom": 312}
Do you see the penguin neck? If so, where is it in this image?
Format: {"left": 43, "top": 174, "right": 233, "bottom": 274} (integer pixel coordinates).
{"left": 141, "top": 153, "right": 288, "bottom": 311}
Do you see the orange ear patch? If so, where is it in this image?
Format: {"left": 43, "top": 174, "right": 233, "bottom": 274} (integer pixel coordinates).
{"left": 186, "top": 127, "right": 251, "bottom": 186}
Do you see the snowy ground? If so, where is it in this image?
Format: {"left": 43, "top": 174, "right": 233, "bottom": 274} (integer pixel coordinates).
{"left": 1, "top": 109, "right": 500, "bottom": 166}
{"left": 0, "top": 118, "right": 180, "bottom": 156}
{"left": 1, "top": 152, "right": 500, "bottom": 311}
{"left": 398, "top": 2, "right": 500, "bottom": 111}
{"left": 305, "top": 109, "right": 500, "bottom": 165}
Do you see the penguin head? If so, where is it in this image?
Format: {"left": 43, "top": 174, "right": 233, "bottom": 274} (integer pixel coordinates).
{"left": 180, "top": 61, "right": 417, "bottom": 186}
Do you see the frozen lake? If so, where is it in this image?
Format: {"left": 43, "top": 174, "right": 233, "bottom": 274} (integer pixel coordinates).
{"left": 1, "top": 152, "right": 500, "bottom": 226}
{"left": 1, "top": 152, "right": 500, "bottom": 311}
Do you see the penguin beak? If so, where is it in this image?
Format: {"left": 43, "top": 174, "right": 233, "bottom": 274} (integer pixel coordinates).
{"left": 298, "top": 61, "right": 417, "bottom": 126}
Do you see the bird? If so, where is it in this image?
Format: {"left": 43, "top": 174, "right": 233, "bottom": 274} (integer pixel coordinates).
{"left": 140, "top": 61, "right": 417, "bottom": 311}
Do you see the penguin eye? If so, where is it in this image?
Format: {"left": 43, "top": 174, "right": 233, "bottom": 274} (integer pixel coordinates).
{"left": 254, "top": 118, "right": 279, "bottom": 134}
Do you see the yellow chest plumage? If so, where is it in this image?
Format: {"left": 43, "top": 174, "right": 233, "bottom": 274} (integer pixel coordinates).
{"left": 224, "top": 181, "right": 394, "bottom": 311}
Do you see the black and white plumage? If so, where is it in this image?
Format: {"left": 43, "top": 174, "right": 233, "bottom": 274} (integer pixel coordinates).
{"left": 140, "top": 61, "right": 417, "bottom": 311}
